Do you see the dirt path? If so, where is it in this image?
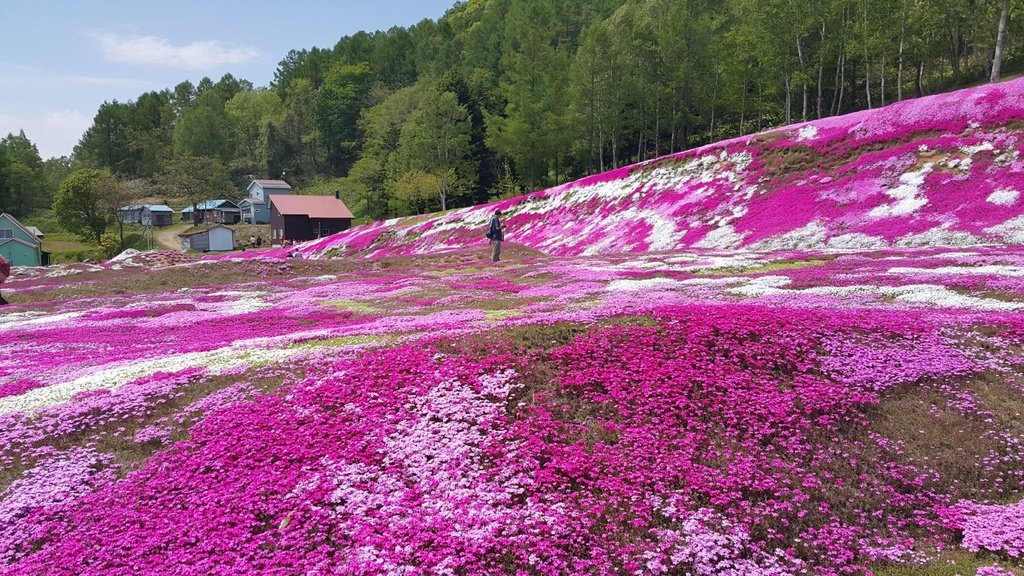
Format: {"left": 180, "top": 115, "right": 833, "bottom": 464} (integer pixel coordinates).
{"left": 154, "top": 223, "right": 190, "bottom": 250}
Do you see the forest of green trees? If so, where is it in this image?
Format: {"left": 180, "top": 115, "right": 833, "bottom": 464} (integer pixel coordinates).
{"left": 0, "top": 0, "right": 1020, "bottom": 229}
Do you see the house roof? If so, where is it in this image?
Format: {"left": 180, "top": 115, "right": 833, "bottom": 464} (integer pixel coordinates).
{"left": 178, "top": 224, "right": 235, "bottom": 237}
{"left": 249, "top": 179, "right": 292, "bottom": 191}
{"left": 25, "top": 226, "right": 44, "bottom": 238}
{"left": 0, "top": 213, "right": 41, "bottom": 246}
{"left": 269, "top": 195, "right": 354, "bottom": 219}
{"left": 181, "top": 200, "right": 240, "bottom": 212}
{"left": 121, "top": 204, "right": 173, "bottom": 213}
{"left": 0, "top": 237, "right": 41, "bottom": 250}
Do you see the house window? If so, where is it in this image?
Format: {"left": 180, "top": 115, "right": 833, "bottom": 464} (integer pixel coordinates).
{"left": 0, "top": 228, "right": 12, "bottom": 239}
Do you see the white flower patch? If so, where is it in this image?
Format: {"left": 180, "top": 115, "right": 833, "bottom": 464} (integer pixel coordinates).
{"left": 933, "top": 251, "right": 980, "bottom": 259}
{"left": 206, "top": 290, "right": 274, "bottom": 315}
{"left": 562, "top": 172, "right": 647, "bottom": 204}
{"left": 886, "top": 284, "right": 1024, "bottom": 311}
{"left": 869, "top": 163, "right": 933, "bottom": 218}
{"left": 705, "top": 202, "right": 750, "bottom": 229}
{"left": 168, "top": 260, "right": 218, "bottom": 270}
{"left": 802, "top": 285, "right": 886, "bottom": 298}
{"left": 681, "top": 254, "right": 765, "bottom": 272}
{"left": 987, "top": 188, "right": 1020, "bottom": 206}
{"left": 888, "top": 265, "right": 1024, "bottom": 277}
{"left": 674, "top": 185, "right": 714, "bottom": 206}
{"left": 0, "top": 311, "right": 85, "bottom": 332}
{"left": 985, "top": 216, "right": 1024, "bottom": 243}
{"left": 679, "top": 277, "right": 747, "bottom": 286}
{"left": 826, "top": 233, "right": 888, "bottom": 250}
{"left": 946, "top": 157, "right": 971, "bottom": 170}
{"left": 960, "top": 142, "right": 994, "bottom": 156}
{"left": 895, "top": 224, "right": 984, "bottom": 247}
{"left": 664, "top": 254, "right": 701, "bottom": 264}
{"left": 638, "top": 151, "right": 753, "bottom": 198}
{"left": 44, "top": 267, "right": 91, "bottom": 278}
{"left": 579, "top": 207, "right": 688, "bottom": 256}
{"left": 749, "top": 221, "right": 828, "bottom": 251}
{"left": 794, "top": 283, "right": 1024, "bottom": 311}
{"left": 726, "top": 275, "right": 792, "bottom": 297}
{"left": 646, "top": 508, "right": 800, "bottom": 575}
{"left": 617, "top": 260, "right": 673, "bottom": 271}
{"left": 361, "top": 205, "right": 488, "bottom": 248}
{"left": 320, "top": 368, "right": 537, "bottom": 563}
{"left": 804, "top": 283, "right": 1023, "bottom": 310}
{"left": 694, "top": 225, "right": 748, "bottom": 249}
{"left": 606, "top": 278, "right": 687, "bottom": 292}
{"left": 0, "top": 343, "right": 303, "bottom": 416}
{"left": 796, "top": 125, "right": 819, "bottom": 141}
{"left": 108, "top": 249, "right": 142, "bottom": 263}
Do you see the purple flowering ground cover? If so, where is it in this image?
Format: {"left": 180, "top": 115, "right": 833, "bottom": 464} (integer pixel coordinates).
{"left": 4, "top": 79, "right": 1024, "bottom": 575}
{"left": 1, "top": 245, "right": 1024, "bottom": 576}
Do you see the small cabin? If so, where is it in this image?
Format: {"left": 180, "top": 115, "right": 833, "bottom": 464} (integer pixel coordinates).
{"left": 120, "top": 204, "right": 176, "bottom": 227}
{"left": 0, "top": 213, "right": 43, "bottom": 266}
{"left": 142, "top": 205, "right": 174, "bottom": 227}
{"left": 178, "top": 224, "right": 236, "bottom": 252}
{"left": 118, "top": 204, "right": 146, "bottom": 224}
{"left": 180, "top": 200, "right": 241, "bottom": 224}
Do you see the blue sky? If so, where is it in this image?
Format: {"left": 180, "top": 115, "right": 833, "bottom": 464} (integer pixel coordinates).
{"left": 0, "top": 0, "right": 457, "bottom": 160}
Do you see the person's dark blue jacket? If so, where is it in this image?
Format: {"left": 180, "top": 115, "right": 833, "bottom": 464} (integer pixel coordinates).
{"left": 488, "top": 215, "right": 504, "bottom": 241}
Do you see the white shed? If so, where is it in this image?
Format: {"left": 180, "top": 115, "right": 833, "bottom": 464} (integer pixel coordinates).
{"left": 178, "top": 224, "right": 236, "bottom": 252}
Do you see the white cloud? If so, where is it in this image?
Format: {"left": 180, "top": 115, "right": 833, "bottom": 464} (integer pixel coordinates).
{"left": 93, "top": 33, "right": 261, "bottom": 70}
{"left": 65, "top": 75, "right": 152, "bottom": 88}
{"left": 0, "top": 110, "right": 92, "bottom": 159}
{"left": 0, "top": 62, "right": 149, "bottom": 89}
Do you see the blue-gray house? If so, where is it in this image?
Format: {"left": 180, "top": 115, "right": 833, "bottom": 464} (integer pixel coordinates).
{"left": 117, "top": 204, "right": 146, "bottom": 224}
{"left": 118, "top": 204, "right": 175, "bottom": 227}
{"left": 241, "top": 179, "right": 292, "bottom": 224}
{"left": 181, "top": 200, "right": 241, "bottom": 224}
{"left": 142, "top": 205, "right": 174, "bottom": 227}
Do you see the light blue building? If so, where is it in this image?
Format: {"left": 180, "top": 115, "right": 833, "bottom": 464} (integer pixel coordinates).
{"left": 241, "top": 179, "right": 292, "bottom": 224}
{"left": 0, "top": 213, "right": 43, "bottom": 266}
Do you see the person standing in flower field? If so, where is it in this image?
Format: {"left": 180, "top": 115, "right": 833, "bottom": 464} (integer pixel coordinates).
{"left": 0, "top": 254, "right": 10, "bottom": 305}
{"left": 487, "top": 209, "right": 505, "bottom": 262}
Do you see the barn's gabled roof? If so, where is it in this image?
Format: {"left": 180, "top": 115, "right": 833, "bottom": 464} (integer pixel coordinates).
{"left": 269, "top": 195, "right": 354, "bottom": 219}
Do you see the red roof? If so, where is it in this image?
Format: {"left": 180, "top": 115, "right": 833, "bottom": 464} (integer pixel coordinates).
{"left": 269, "top": 195, "right": 354, "bottom": 219}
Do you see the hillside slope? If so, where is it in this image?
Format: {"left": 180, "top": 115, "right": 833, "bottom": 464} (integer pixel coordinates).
{"left": 300, "top": 78, "right": 1024, "bottom": 259}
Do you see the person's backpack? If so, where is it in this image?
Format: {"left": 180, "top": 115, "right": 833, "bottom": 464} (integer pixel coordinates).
{"left": 0, "top": 256, "right": 10, "bottom": 279}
